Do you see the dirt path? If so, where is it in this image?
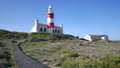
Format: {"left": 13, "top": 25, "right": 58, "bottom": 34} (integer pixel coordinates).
{"left": 13, "top": 42, "right": 50, "bottom": 68}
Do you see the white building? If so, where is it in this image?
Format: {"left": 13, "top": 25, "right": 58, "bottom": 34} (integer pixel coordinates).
{"left": 31, "top": 6, "right": 63, "bottom": 34}
{"left": 85, "top": 34, "right": 109, "bottom": 41}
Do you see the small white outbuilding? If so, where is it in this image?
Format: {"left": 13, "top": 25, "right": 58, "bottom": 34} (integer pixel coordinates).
{"left": 85, "top": 34, "right": 109, "bottom": 41}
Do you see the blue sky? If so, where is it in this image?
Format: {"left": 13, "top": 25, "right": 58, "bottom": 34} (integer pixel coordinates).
{"left": 0, "top": 0, "right": 120, "bottom": 40}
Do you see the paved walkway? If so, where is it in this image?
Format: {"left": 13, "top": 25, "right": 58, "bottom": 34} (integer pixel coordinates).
{"left": 13, "top": 42, "right": 50, "bottom": 68}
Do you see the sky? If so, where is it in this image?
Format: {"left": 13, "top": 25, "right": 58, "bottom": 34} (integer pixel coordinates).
{"left": 0, "top": 0, "right": 120, "bottom": 40}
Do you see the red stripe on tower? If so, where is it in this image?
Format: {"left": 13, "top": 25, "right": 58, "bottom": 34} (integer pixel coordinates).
{"left": 47, "top": 6, "right": 54, "bottom": 28}
{"left": 48, "top": 13, "right": 54, "bottom": 18}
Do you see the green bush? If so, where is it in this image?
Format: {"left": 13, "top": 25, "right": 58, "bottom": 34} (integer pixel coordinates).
{"left": 66, "top": 52, "right": 79, "bottom": 58}
{"left": 61, "top": 49, "right": 70, "bottom": 53}
{"left": 11, "top": 40, "right": 17, "bottom": 43}
{"left": 0, "top": 42, "right": 5, "bottom": 47}
{"left": 62, "top": 58, "right": 79, "bottom": 68}
{"left": 0, "top": 39, "right": 17, "bottom": 68}
{"left": 61, "top": 55, "right": 120, "bottom": 68}
{"left": 0, "top": 29, "right": 27, "bottom": 39}
{"left": 28, "top": 33, "right": 76, "bottom": 42}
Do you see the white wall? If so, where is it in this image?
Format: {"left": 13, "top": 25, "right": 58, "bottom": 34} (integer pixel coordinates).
{"left": 85, "top": 34, "right": 108, "bottom": 41}
{"left": 31, "top": 20, "right": 63, "bottom": 34}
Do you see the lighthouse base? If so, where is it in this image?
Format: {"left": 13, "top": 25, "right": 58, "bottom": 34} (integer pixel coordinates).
{"left": 31, "top": 20, "right": 63, "bottom": 34}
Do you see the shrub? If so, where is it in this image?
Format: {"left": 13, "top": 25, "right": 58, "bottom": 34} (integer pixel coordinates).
{"left": 62, "top": 58, "right": 79, "bottom": 68}
{"left": 28, "top": 33, "right": 76, "bottom": 42}
{"left": 0, "top": 39, "right": 17, "bottom": 68}
{"left": 11, "top": 40, "right": 17, "bottom": 43}
{"left": 66, "top": 52, "right": 79, "bottom": 58}
{"left": 61, "top": 49, "right": 70, "bottom": 53}
{"left": 61, "top": 55, "right": 120, "bottom": 68}
{"left": 0, "top": 29, "right": 27, "bottom": 39}
{"left": 0, "top": 42, "right": 5, "bottom": 47}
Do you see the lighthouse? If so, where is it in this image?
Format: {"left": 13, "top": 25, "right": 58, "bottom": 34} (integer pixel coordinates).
{"left": 31, "top": 6, "right": 63, "bottom": 34}
{"left": 47, "top": 6, "right": 54, "bottom": 28}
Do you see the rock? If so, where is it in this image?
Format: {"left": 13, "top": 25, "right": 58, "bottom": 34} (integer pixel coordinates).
{"left": 77, "top": 43, "right": 82, "bottom": 46}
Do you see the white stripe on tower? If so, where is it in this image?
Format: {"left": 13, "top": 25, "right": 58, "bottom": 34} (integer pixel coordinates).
{"left": 47, "top": 5, "right": 54, "bottom": 28}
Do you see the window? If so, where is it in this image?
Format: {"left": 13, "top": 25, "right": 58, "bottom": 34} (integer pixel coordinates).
{"left": 58, "top": 30, "right": 60, "bottom": 33}
{"left": 40, "top": 28, "right": 42, "bottom": 32}
{"left": 55, "top": 29, "right": 57, "bottom": 33}
{"left": 53, "top": 30, "right": 54, "bottom": 33}
{"left": 44, "top": 28, "right": 46, "bottom": 32}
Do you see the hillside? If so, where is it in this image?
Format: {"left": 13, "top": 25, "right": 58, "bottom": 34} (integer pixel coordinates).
{"left": 28, "top": 33, "right": 76, "bottom": 42}
{"left": 0, "top": 39, "right": 18, "bottom": 68}
{"left": 0, "top": 29, "right": 120, "bottom": 68}
{"left": 0, "top": 29, "right": 27, "bottom": 39}
{"left": 20, "top": 33, "right": 120, "bottom": 68}
{"left": 0, "top": 29, "right": 77, "bottom": 68}
{"left": 0, "top": 29, "right": 27, "bottom": 68}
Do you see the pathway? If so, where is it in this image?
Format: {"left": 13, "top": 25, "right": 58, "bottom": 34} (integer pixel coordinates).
{"left": 13, "top": 42, "right": 50, "bottom": 68}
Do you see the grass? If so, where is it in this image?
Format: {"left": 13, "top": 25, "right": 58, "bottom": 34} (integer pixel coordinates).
{"left": 20, "top": 39, "right": 120, "bottom": 68}
{"left": 61, "top": 54, "right": 120, "bottom": 68}
{"left": 1, "top": 29, "right": 120, "bottom": 68}
{"left": 0, "top": 39, "right": 18, "bottom": 68}
{"left": 0, "top": 29, "right": 28, "bottom": 68}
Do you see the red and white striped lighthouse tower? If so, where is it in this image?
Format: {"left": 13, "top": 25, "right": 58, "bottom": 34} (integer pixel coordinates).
{"left": 47, "top": 6, "right": 54, "bottom": 28}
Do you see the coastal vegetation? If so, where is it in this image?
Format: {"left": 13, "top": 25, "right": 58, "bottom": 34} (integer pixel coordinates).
{"left": 0, "top": 29, "right": 120, "bottom": 68}
{"left": 20, "top": 33, "right": 120, "bottom": 68}
{"left": 0, "top": 29, "right": 27, "bottom": 39}
{"left": 0, "top": 29, "right": 27, "bottom": 68}
{"left": 0, "top": 39, "right": 17, "bottom": 68}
